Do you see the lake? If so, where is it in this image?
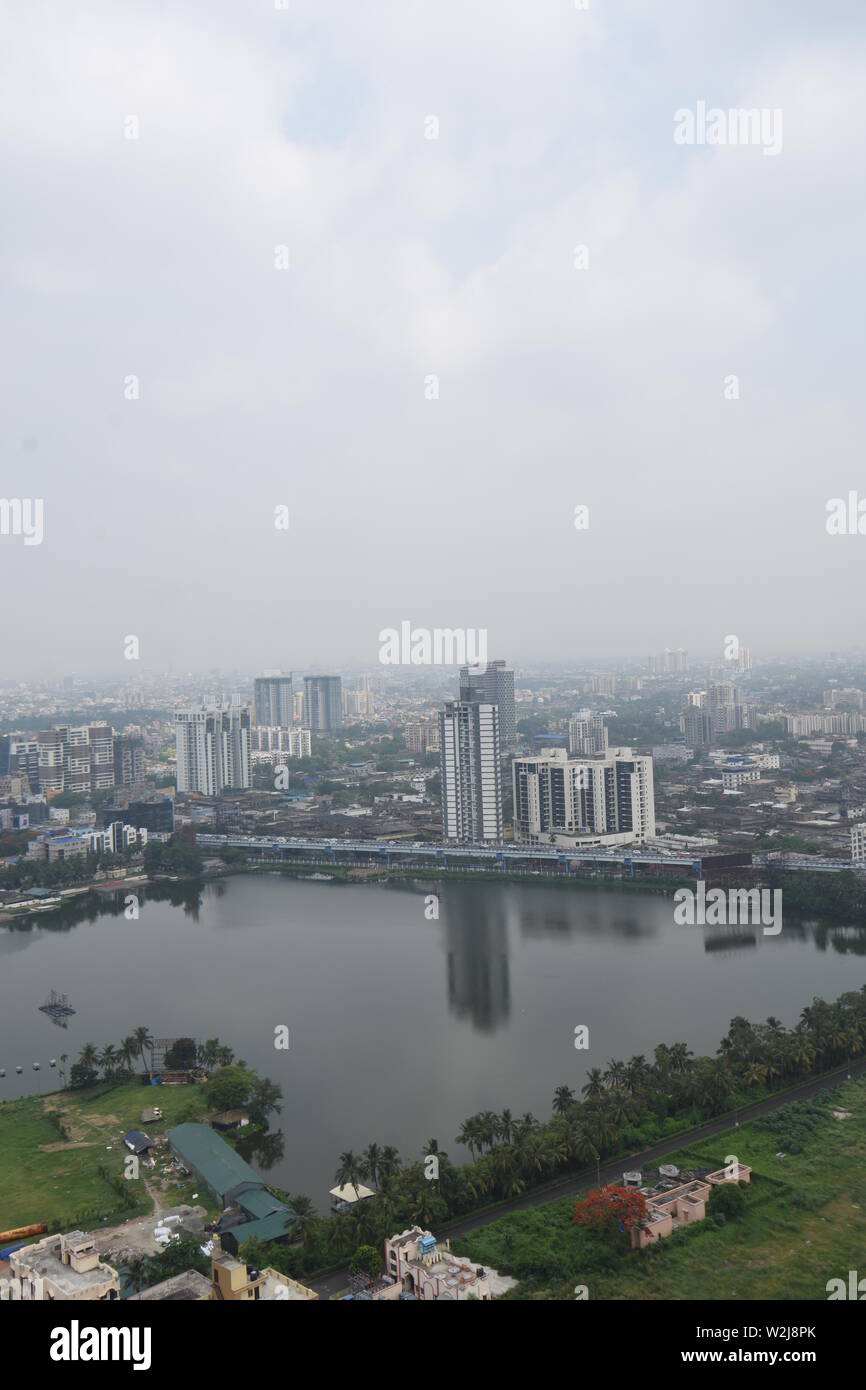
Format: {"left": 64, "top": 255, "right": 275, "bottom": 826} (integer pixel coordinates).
{"left": 1, "top": 873, "right": 864, "bottom": 1210}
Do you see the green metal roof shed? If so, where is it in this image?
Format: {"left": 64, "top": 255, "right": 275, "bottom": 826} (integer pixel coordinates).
{"left": 167, "top": 1123, "right": 262, "bottom": 1206}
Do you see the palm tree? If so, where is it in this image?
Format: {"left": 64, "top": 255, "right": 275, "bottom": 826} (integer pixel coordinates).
{"left": 743, "top": 1061, "right": 767, "bottom": 1088}
{"left": 455, "top": 1118, "right": 480, "bottom": 1162}
{"left": 79, "top": 1043, "right": 99, "bottom": 1072}
{"left": 120, "top": 1037, "right": 138, "bottom": 1076}
{"left": 288, "top": 1194, "right": 318, "bottom": 1253}
{"left": 99, "top": 1044, "right": 118, "bottom": 1079}
{"left": 133, "top": 1026, "right": 154, "bottom": 1074}
{"left": 669, "top": 1042, "right": 695, "bottom": 1074}
{"left": 334, "top": 1150, "right": 364, "bottom": 1198}
{"left": 515, "top": 1112, "right": 538, "bottom": 1142}
{"left": 478, "top": 1110, "right": 499, "bottom": 1151}
{"left": 409, "top": 1186, "right": 437, "bottom": 1229}
{"left": 491, "top": 1148, "right": 525, "bottom": 1201}
{"left": 422, "top": 1137, "right": 448, "bottom": 1163}
{"left": 569, "top": 1124, "right": 601, "bottom": 1186}
{"left": 581, "top": 1068, "right": 605, "bottom": 1100}
{"left": 604, "top": 1059, "right": 627, "bottom": 1089}
{"left": 498, "top": 1110, "right": 514, "bottom": 1145}
{"left": 552, "top": 1085, "right": 575, "bottom": 1116}
{"left": 362, "top": 1143, "right": 382, "bottom": 1187}
{"left": 379, "top": 1145, "right": 401, "bottom": 1179}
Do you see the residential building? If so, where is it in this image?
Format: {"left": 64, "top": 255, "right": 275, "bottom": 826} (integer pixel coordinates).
{"left": 379, "top": 1227, "right": 511, "bottom": 1301}
{"left": 628, "top": 1164, "right": 751, "bottom": 1250}
{"left": 512, "top": 747, "right": 656, "bottom": 847}
{"left": 250, "top": 726, "right": 311, "bottom": 759}
{"left": 439, "top": 701, "right": 502, "bottom": 843}
{"left": 175, "top": 706, "right": 251, "bottom": 794}
{"left": 5, "top": 1231, "right": 119, "bottom": 1301}
{"left": 851, "top": 823, "right": 866, "bottom": 862}
{"left": 568, "top": 711, "right": 608, "bottom": 756}
{"left": 114, "top": 736, "right": 145, "bottom": 787}
{"left": 253, "top": 675, "right": 294, "bottom": 728}
{"left": 304, "top": 676, "right": 342, "bottom": 734}
{"left": 681, "top": 706, "right": 714, "bottom": 748}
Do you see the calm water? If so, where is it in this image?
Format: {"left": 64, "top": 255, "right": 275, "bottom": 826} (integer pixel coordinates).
{"left": 1, "top": 874, "right": 864, "bottom": 1210}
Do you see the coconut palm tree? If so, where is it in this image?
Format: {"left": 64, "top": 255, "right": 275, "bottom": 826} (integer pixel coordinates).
{"left": 478, "top": 1110, "right": 499, "bottom": 1151}
{"left": 79, "top": 1043, "right": 99, "bottom": 1072}
{"left": 361, "top": 1143, "right": 382, "bottom": 1187}
{"left": 498, "top": 1110, "right": 514, "bottom": 1145}
{"left": 99, "top": 1044, "right": 118, "bottom": 1079}
{"left": 743, "top": 1061, "right": 767, "bottom": 1088}
{"left": 581, "top": 1068, "right": 605, "bottom": 1100}
{"left": 455, "top": 1117, "right": 480, "bottom": 1162}
{"left": 514, "top": 1112, "right": 538, "bottom": 1142}
{"left": 334, "top": 1150, "right": 364, "bottom": 1198}
{"left": 133, "top": 1026, "right": 154, "bottom": 1074}
{"left": 552, "top": 1084, "right": 575, "bottom": 1116}
{"left": 120, "top": 1037, "right": 138, "bottom": 1076}
{"left": 379, "top": 1145, "right": 402, "bottom": 1179}
{"left": 604, "top": 1059, "right": 627, "bottom": 1089}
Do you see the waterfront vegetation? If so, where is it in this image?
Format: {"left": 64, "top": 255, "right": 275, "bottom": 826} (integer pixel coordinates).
{"left": 236, "top": 987, "right": 866, "bottom": 1283}
{"left": 453, "top": 1079, "right": 866, "bottom": 1299}
{"left": 4, "top": 989, "right": 866, "bottom": 1293}
{"left": 0, "top": 1035, "right": 281, "bottom": 1233}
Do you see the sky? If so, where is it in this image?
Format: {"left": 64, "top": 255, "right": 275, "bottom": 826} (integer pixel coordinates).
{"left": 1, "top": 0, "right": 865, "bottom": 677}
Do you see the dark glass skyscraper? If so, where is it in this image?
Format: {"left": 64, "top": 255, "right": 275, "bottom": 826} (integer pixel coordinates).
{"left": 458, "top": 659, "right": 516, "bottom": 748}
{"left": 303, "top": 675, "right": 342, "bottom": 734}
{"left": 254, "top": 675, "right": 294, "bottom": 727}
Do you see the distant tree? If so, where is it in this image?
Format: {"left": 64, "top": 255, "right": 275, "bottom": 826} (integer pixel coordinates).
{"left": 207, "top": 1065, "right": 252, "bottom": 1112}
{"left": 164, "top": 1037, "right": 198, "bottom": 1070}
{"left": 349, "top": 1245, "right": 382, "bottom": 1282}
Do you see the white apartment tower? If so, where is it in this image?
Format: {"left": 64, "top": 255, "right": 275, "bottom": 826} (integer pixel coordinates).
{"left": 175, "top": 706, "right": 251, "bottom": 795}
{"left": 439, "top": 701, "right": 503, "bottom": 843}
{"left": 568, "top": 711, "right": 608, "bottom": 756}
{"left": 512, "top": 747, "right": 655, "bottom": 847}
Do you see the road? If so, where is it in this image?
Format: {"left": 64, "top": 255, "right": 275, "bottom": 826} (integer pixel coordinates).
{"left": 310, "top": 1054, "right": 866, "bottom": 1298}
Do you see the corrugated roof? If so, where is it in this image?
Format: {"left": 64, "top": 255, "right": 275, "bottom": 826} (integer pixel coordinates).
{"left": 167, "top": 1123, "right": 261, "bottom": 1202}
{"left": 230, "top": 1211, "right": 295, "bottom": 1246}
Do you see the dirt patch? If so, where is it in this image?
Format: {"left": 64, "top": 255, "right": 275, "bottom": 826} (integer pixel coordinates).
{"left": 38, "top": 1140, "right": 97, "bottom": 1152}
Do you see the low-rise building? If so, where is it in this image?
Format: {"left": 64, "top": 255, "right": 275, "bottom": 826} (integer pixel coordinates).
{"left": 630, "top": 1164, "right": 751, "bottom": 1250}
{"left": 379, "top": 1227, "right": 512, "bottom": 1301}
{"left": 5, "top": 1231, "right": 119, "bottom": 1301}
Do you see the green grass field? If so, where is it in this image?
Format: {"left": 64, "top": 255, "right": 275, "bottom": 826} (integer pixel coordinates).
{"left": 0, "top": 1079, "right": 213, "bottom": 1234}
{"left": 453, "top": 1078, "right": 866, "bottom": 1300}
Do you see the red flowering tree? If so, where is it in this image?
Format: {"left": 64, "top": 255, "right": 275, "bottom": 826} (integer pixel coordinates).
{"left": 572, "top": 1185, "right": 647, "bottom": 1244}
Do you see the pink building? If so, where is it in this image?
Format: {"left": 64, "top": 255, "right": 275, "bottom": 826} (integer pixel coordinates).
{"left": 630, "top": 1164, "right": 751, "bottom": 1250}
{"left": 378, "top": 1228, "right": 504, "bottom": 1301}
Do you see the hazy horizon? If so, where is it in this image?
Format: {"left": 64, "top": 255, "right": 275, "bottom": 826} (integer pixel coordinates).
{"left": 2, "top": 0, "right": 865, "bottom": 676}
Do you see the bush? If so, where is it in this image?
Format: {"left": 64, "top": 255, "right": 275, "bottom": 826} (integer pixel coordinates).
{"left": 708, "top": 1182, "right": 746, "bottom": 1221}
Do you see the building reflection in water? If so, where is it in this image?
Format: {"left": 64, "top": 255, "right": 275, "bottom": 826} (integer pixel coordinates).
{"left": 443, "top": 889, "right": 511, "bottom": 1033}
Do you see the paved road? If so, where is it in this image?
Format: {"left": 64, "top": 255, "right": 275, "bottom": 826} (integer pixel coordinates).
{"left": 311, "top": 1055, "right": 866, "bottom": 1298}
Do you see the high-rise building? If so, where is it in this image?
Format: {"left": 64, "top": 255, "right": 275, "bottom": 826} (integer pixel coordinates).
{"left": 512, "top": 747, "right": 655, "bottom": 847}
{"left": 114, "top": 736, "right": 145, "bottom": 787}
{"left": 458, "top": 660, "right": 516, "bottom": 748}
{"left": 439, "top": 701, "right": 502, "bottom": 843}
{"left": 681, "top": 706, "right": 714, "bottom": 748}
{"left": 175, "top": 706, "right": 251, "bottom": 795}
{"left": 568, "top": 711, "right": 608, "bottom": 756}
{"left": 304, "top": 676, "right": 342, "bottom": 734}
{"left": 649, "top": 649, "right": 689, "bottom": 674}
{"left": 253, "top": 674, "right": 294, "bottom": 727}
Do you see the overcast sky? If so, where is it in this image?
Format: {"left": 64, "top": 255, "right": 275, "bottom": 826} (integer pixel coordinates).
{"left": 1, "top": 0, "right": 865, "bottom": 677}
